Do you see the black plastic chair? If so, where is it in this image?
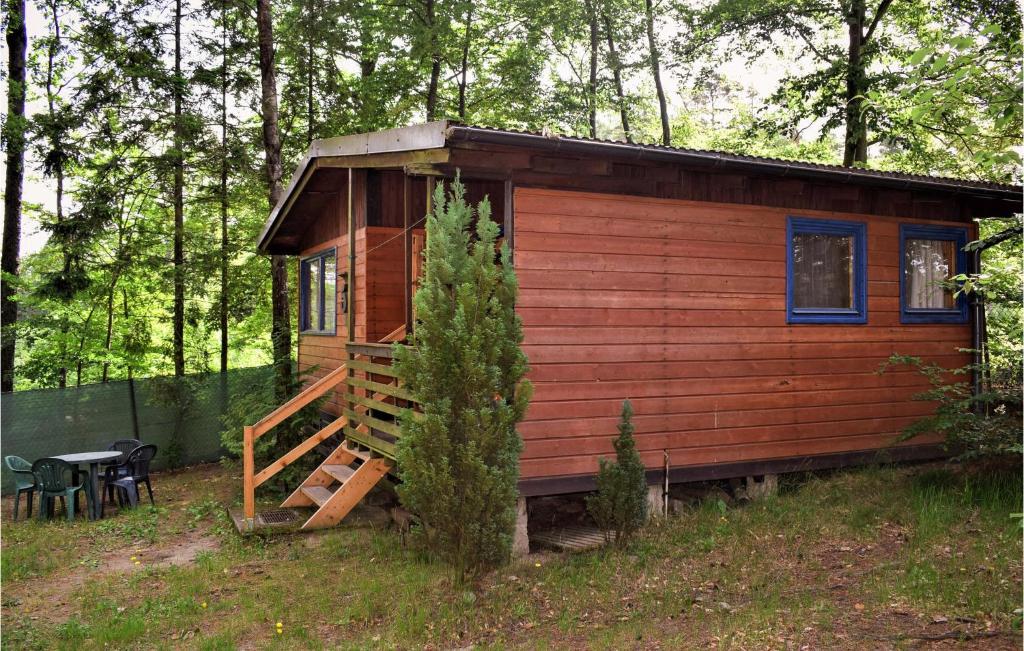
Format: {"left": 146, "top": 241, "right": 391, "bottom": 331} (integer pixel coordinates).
{"left": 105, "top": 444, "right": 157, "bottom": 510}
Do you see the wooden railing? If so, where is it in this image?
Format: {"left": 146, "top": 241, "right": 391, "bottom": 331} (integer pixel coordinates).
{"left": 342, "top": 343, "right": 418, "bottom": 458}
{"left": 241, "top": 326, "right": 408, "bottom": 528}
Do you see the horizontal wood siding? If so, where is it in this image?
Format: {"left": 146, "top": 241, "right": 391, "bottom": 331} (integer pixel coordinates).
{"left": 514, "top": 187, "right": 973, "bottom": 480}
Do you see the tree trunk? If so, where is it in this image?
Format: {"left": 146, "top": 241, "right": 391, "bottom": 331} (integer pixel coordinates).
{"left": 602, "top": 11, "right": 631, "bottom": 143}
{"left": 45, "top": 0, "right": 69, "bottom": 387}
{"left": 644, "top": 0, "right": 670, "bottom": 145}
{"left": 220, "top": 0, "right": 230, "bottom": 374}
{"left": 843, "top": 0, "right": 867, "bottom": 166}
{"left": 256, "top": 0, "right": 293, "bottom": 399}
{"left": 424, "top": 0, "right": 441, "bottom": 121}
{"left": 457, "top": 2, "right": 474, "bottom": 120}
{"left": 585, "top": 0, "right": 598, "bottom": 138}
{"left": 172, "top": 0, "right": 186, "bottom": 376}
{"left": 2, "top": 0, "right": 27, "bottom": 393}
{"left": 306, "top": 0, "right": 315, "bottom": 143}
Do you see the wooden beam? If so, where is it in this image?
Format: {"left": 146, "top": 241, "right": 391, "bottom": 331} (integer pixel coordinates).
{"left": 346, "top": 341, "right": 397, "bottom": 358}
{"left": 317, "top": 148, "right": 450, "bottom": 170}
{"left": 347, "top": 168, "right": 356, "bottom": 341}
{"left": 503, "top": 178, "right": 514, "bottom": 259}
{"left": 346, "top": 359, "right": 399, "bottom": 377}
{"left": 347, "top": 377, "right": 414, "bottom": 401}
{"left": 243, "top": 425, "right": 255, "bottom": 523}
{"left": 253, "top": 416, "right": 347, "bottom": 487}
{"left": 343, "top": 426, "right": 397, "bottom": 458}
{"left": 404, "top": 173, "right": 413, "bottom": 334}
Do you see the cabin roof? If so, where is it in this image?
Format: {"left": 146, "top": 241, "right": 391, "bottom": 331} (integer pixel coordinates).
{"left": 259, "top": 121, "right": 1022, "bottom": 253}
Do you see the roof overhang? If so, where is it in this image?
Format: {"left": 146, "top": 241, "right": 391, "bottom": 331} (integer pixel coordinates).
{"left": 257, "top": 121, "right": 450, "bottom": 253}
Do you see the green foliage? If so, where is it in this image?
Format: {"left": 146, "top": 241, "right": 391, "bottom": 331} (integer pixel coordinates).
{"left": 586, "top": 400, "right": 648, "bottom": 546}
{"left": 148, "top": 375, "right": 200, "bottom": 467}
{"left": 878, "top": 354, "right": 1022, "bottom": 461}
{"left": 393, "top": 177, "right": 532, "bottom": 580}
{"left": 219, "top": 365, "right": 324, "bottom": 491}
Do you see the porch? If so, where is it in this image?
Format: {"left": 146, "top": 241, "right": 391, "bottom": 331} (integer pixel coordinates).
{"left": 239, "top": 338, "right": 416, "bottom": 533}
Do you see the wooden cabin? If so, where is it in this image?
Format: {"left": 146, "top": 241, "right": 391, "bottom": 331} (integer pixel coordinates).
{"left": 241, "top": 121, "right": 1020, "bottom": 534}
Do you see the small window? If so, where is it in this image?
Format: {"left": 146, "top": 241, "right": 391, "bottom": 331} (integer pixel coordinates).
{"left": 786, "top": 216, "right": 867, "bottom": 324}
{"left": 900, "top": 224, "right": 968, "bottom": 324}
{"left": 300, "top": 249, "right": 337, "bottom": 334}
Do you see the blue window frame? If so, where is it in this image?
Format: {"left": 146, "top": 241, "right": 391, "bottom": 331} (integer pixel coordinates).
{"left": 786, "top": 216, "right": 868, "bottom": 324}
{"left": 899, "top": 224, "right": 968, "bottom": 324}
{"left": 300, "top": 248, "right": 338, "bottom": 334}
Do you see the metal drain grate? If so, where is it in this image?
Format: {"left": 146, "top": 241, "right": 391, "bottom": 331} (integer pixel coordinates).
{"left": 258, "top": 509, "right": 300, "bottom": 525}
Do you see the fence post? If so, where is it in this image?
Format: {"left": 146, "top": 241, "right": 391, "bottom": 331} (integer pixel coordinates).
{"left": 243, "top": 425, "right": 255, "bottom": 529}
{"left": 128, "top": 378, "right": 140, "bottom": 439}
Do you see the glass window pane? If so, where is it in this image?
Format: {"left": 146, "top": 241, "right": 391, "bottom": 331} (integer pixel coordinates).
{"left": 905, "top": 238, "right": 955, "bottom": 309}
{"left": 791, "top": 233, "right": 853, "bottom": 309}
{"left": 306, "top": 258, "right": 321, "bottom": 330}
{"left": 323, "top": 254, "right": 336, "bottom": 331}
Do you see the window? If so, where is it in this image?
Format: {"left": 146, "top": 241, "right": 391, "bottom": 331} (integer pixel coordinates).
{"left": 300, "top": 249, "right": 338, "bottom": 334}
{"left": 900, "top": 224, "right": 968, "bottom": 324}
{"left": 786, "top": 216, "right": 867, "bottom": 324}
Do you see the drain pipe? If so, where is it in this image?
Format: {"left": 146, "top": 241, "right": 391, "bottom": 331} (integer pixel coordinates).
{"left": 970, "top": 248, "right": 983, "bottom": 405}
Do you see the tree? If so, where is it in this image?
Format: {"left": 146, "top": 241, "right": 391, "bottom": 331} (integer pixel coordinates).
{"left": 393, "top": 177, "right": 532, "bottom": 580}
{"left": 586, "top": 399, "right": 648, "bottom": 546}
{"left": 693, "top": 0, "right": 903, "bottom": 166}
{"left": 643, "top": 0, "right": 670, "bottom": 145}
{"left": 255, "top": 0, "right": 293, "bottom": 400}
{"left": 2, "top": 0, "right": 27, "bottom": 392}
{"left": 172, "top": 0, "right": 186, "bottom": 376}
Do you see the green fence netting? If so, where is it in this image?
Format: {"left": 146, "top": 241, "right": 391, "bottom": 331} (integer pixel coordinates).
{"left": 0, "top": 365, "right": 276, "bottom": 494}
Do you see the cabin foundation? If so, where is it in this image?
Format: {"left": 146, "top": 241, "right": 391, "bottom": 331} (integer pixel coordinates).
{"left": 513, "top": 496, "right": 530, "bottom": 557}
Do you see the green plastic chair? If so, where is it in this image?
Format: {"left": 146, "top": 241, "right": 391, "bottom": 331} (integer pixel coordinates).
{"left": 4, "top": 456, "right": 36, "bottom": 520}
{"left": 31, "top": 458, "right": 90, "bottom": 523}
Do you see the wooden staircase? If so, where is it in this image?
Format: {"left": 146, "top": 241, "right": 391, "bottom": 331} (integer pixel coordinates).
{"left": 239, "top": 326, "right": 413, "bottom": 533}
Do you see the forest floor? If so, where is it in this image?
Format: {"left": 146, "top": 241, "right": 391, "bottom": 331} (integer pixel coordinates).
{"left": 1, "top": 460, "right": 1021, "bottom": 650}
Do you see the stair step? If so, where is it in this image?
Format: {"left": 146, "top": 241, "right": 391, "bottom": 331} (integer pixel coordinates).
{"left": 342, "top": 442, "right": 372, "bottom": 461}
{"left": 321, "top": 464, "right": 355, "bottom": 483}
{"left": 300, "top": 485, "right": 335, "bottom": 507}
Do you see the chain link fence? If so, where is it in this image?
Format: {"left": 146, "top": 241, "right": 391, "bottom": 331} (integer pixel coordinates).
{"left": 0, "top": 365, "right": 276, "bottom": 494}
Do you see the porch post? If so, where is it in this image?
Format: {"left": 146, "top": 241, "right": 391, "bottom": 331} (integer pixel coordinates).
{"left": 403, "top": 174, "right": 412, "bottom": 334}
{"left": 347, "top": 167, "right": 356, "bottom": 342}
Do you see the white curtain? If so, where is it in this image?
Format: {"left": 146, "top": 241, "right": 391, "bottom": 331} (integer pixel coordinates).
{"left": 905, "top": 239, "right": 954, "bottom": 309}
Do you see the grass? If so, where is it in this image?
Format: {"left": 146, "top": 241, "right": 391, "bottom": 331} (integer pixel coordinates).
{"left": 1, "top": 461, "right": 1020, "bottom": 649}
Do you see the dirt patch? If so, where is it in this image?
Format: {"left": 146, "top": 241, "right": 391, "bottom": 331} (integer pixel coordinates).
{"left": 102, "top": 532, "right": 221, "bottom": 572}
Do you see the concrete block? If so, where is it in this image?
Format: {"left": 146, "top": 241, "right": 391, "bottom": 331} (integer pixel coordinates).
{"left": 512, "top": 496, "right": 529, "bottom": 557}
{"left": 745, "top": 474, "right": 778, "bottom": 500}
{"left": 646, "top": 485, "right": 664, "bottom": 519}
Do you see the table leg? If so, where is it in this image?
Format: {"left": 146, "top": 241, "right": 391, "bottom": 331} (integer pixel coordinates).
{"left": 89, "top": 462, "right": 101, "bottom": 520}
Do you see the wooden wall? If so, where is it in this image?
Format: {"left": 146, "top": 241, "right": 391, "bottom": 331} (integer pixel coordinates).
{"left": 513, "top": 187, "right": 972, "bottom": 481}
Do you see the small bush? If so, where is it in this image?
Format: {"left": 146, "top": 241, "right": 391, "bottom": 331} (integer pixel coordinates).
{"left": 879, "top": 354, "right": 1022, "bottom": 460}
{"left": 587, "top": 400, "right": 648, "bottom": 546}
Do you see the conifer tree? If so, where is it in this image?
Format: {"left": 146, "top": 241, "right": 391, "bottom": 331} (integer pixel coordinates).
{"left": 587, "top": 399, "right": 648, "bottom": 546}
{"left": 393, "top": 177, "right": 532, "bottom": 580}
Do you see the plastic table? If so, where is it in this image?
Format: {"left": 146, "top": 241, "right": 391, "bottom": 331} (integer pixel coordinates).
{"left": 52, "top": 451, "right": 123, "bottom": 520}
